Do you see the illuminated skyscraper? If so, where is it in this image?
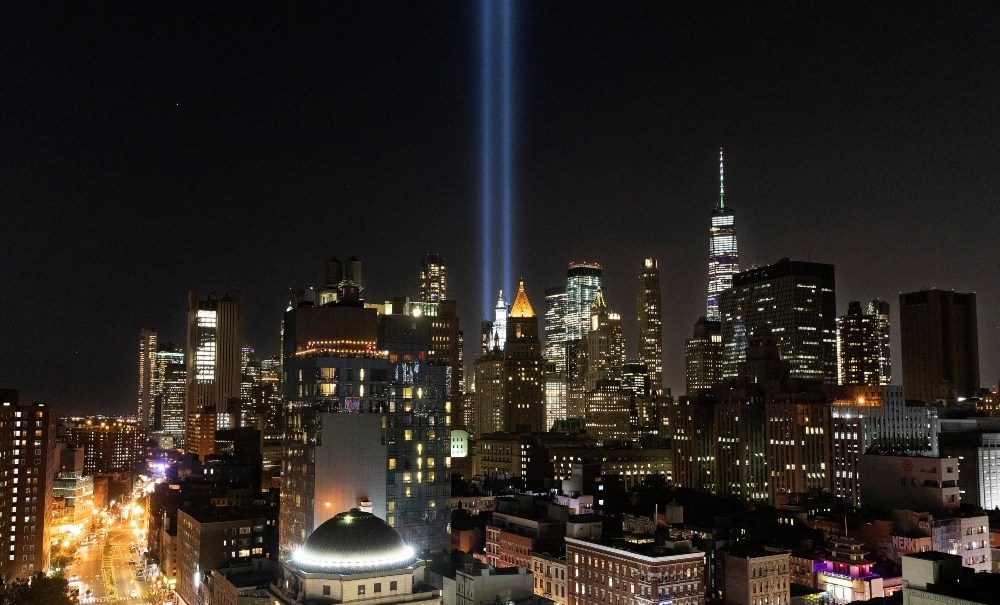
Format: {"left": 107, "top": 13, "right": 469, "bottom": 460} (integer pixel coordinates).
{"left": 489, "top": 290, "right": 508, "bottom": 351}
{"left": 185, "top": 289, "right": 244, "bottom": 456}
{"left": 900, "top": 289, "right": 980, "bottom": 402}
{"left": 153, "top": 344, "right": 184, "bottom": 439}
{"left": 138, "top": 328, "right": 158, "bottom": 428}
{"left": 420, "top": 253, "right": 447, "bottom": 302}
{"left": 585, "top": 288, "right": 625, "bottom": 391}
{"left": 720, "top": 259, "right": 837, "bottom": 383}
{"left": 544, "top": 287, "right": 567, "bottom": 373}
{"left": 837, "top": 300, "right": 892, "bottom": 386}
{"left": 565, "top": 262, "right": 602, "bottom": 341}
{"left": 707, "top": 148, "right": 739, "bottom": 322}
{"left": 636, "top": 258, "right": 663, "bottom": 392}
{"left": 544, "top": 287, "right": 568, "bottom": 426}
{"left": 474, "top": 280, "right": 544, "bottom": 436}
{"left": 685, "top": 317, "right": 723, "bottom": 393}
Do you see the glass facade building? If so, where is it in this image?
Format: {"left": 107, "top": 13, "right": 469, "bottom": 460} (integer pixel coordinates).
{"left": 707, "top": 149, "right": 738, "bottom": 322}
{"left": 720, "top": 258, "right": 837, "bottom": 383}
{"left": 565, "top": 262, "right": 602, "bottom": 342}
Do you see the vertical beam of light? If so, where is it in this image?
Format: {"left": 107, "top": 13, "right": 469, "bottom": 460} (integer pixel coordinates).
{"left": 480, "top": 1, "right": 494, "bottom": 318}
{"left": 501, "top": 0, "right": 514, "bottom": 297}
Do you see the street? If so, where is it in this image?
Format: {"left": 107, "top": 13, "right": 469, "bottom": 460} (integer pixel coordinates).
{"left": 70, "top": 527, "right": 148, "bottom": 603}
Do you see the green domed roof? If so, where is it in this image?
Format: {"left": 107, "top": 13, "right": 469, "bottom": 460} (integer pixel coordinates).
{"left": 293, "top": 509, "right": 416, "bottom": 573}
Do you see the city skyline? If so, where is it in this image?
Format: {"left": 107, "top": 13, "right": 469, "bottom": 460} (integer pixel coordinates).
{"left": 3, "top": 3, "right": 998, "bottom": 413}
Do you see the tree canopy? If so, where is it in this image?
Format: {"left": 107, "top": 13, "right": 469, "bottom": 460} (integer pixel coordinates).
{"left": 0, "top": 573, "right": 75, "bottom": 605}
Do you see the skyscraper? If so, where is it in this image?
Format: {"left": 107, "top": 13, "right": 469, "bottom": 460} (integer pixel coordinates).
{"left": 544, "top": 288, "right": 568, "bottom": 370}
{"left": 720, "top": 258, "right": 837, "bottom": 383}
{"left": 837, "top": 300, "right": 892, "bottom": 386}
{"left": 900, "top": 289, "right": 980, "bottom": 402}
{"left": 490, "top": 290, "right": 508, "bottom": 350}
{"left": 544, "top": 287, "right": 568, "bottom": 427}
{"left": 707, "top": 148, "right": 739, "bottom": 322}
{"left": 420, "top": 253, "right": 447, "bottom": 302}
{"left": 685, "top": 317, "right": 723, "bottom": 393}
{"left": 138, "top": 328, "right": 158, "bottom": 428}
{"left": 565, "top": 262, "right": 602, "bottom": 341}
{"left": 585, "top": 288, "right": 625, "bottom": 391}
{"left": 473, "top": 280, "right": 545, "bottom": 436}
{"left": 636, "top": 257, "right": 663, "bottom": 392}
{"left": 153, "top": 344, "right": 185, "bottom": 439}
{"left": 185, "top": 289, "right": 244, "bottom": 456}
{"left": 379, "top": 308, "right": 452, "bottom": 553}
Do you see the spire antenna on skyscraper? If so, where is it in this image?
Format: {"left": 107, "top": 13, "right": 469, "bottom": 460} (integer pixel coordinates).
{"left": 719, "top": 147, "right": 725, "bottom": 210}
{"left": 707, "top": 148, "right": 739, "bottom": 321}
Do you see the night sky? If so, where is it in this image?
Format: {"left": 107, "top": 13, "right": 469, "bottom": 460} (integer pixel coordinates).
{"left": 2, "top": 2, "right": 998, "bottom": 415}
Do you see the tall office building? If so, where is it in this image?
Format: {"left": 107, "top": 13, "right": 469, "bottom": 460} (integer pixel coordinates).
{"left": 185, "top": 289, "right": 245, "bottom": 457}
{"left": 138, "top": 328, "right": 157, "bottom": 428}
{"left": 0, "top": 391, "right": 56, "bottom": 580}
{"left": 544, "top": 287, "right": 568, "bottom": 427}
{"left": 565, "top": 262, "right": 602, "bottom": 341}
{"left": 720, "top": 258, "right": 837, "bottom": 383}
{"left": 474, "top": 280, "right": 545, "bottom": 436}
{"left": 548, "top": 262, "right": 602, "bottom": 422}
{"left": 585, "top": 288, "right": 625, "bottom": 391}
{"left": 489, "top": 290, "right": 508, "bottom": 351}
{"left": 420, "top": 254, "right": 447, "bottom": 302}
{"left": 544, "top": 288, "right": 568, "bottom": 373}
{"left": 157, "top": 355, "right": 186, "bottom": 442}
{"left": 900, "top": 289, "right": 980, "bottom": 402}
{"left": 379, "top": 309, "right": 452, "bottom": 553}
{"left": 837, "top": 300, "right": 892, "bottom": 386}
{"left": 394, "top": 297, "right": 464, "bottom": 428}
{"left": 707, "top": 148, "right": 739, "bottom": 322}
{"left": 685, "top": 317, "right": 723, "bottom": 393}
{"left": 636, "top": 258, "right": 663, "bottom": 393}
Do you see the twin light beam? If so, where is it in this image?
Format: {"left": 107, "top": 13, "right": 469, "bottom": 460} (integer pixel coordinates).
{"left": 480, "top": 0, "right": 515, "bottom": 318}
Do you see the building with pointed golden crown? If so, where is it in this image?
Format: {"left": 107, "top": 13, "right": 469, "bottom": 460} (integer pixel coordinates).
{"left": 474, "top": 280, "right": 546, "bottom": 437}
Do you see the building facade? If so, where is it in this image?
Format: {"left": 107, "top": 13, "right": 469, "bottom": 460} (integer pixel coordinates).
{"left": 0, "top": 392, "right": 56, "bottom": 580}
{"left": 473, "top": 281, "right": 545, "bottom": 437}
{"left": 899, "top": 289, "right": 980, "bottom": 402}
{"left": 565, "top": 262, "right": 603, "bottom": 343}
{"left": 565, "top": 536, "right": 705, "bottom": 605}
{"left": 685, "top": 317, "right": 722, "bottom": 394}
{"left": 419, "top": 253, "right": 446, "bottom": 302}
{"left": 155, "top": 345, "right": 186, "bottom": 441}
{"left": 707, "top": 148, "right": 738, "bottom": 322}
{"left": 186, "top": 289, "right": 245, "bottom": 456}
{"left": 837, "top": 300, "right": 893, "bottom": 386}
{"left": 636, "top": 258, "right": 663, "bottom": 393}
{"left": 138, "top": 328, "right": 158, "bottom": 429}
{"left": 724, "top": 548, "right": 790, "bottom": 605}
{"left": 720, "top": 258, "right": 837, "bottom": 383}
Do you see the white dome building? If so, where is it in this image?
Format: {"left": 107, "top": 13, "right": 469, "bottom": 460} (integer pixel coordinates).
{"left": 274, "top": 509, "right": 439, "bottom": 604}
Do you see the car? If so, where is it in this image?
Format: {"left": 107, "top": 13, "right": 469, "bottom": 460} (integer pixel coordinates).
{"left": 128, "top": 558, "right": 136, "bottom": 565}
{"left": 129, "top": 589, "right": 139, "bottom": 598}
{"left": 69, "top": 574, "right": 80, "bottom": 582}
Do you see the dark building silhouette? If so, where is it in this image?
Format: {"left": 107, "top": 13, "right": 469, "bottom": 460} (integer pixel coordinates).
{"left": 900, "top": 289, "right": 980, "bottom": 402}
